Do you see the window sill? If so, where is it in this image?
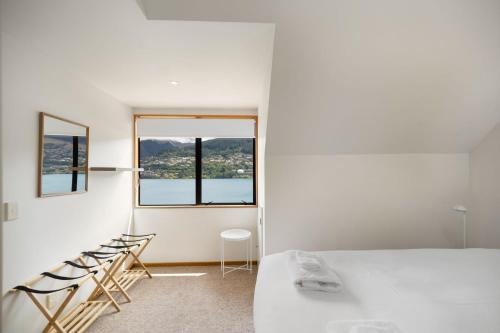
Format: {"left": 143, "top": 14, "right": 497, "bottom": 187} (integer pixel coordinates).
{"left": 134, "top": 204, "right": 258, "bottom": 209}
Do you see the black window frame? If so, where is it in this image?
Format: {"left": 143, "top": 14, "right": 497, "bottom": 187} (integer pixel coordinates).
{"left": 137, "top": 137, "right": 256, "bottom": 207}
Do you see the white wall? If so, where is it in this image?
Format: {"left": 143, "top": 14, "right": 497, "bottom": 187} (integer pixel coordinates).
{"left": 469, "top": 123, "right": 500, "bottom": 248}
{"left": 1, "top": 32, "right": 133, "bottom": 333}
{"left": 0, "top": 3, "right": 4, "bottom": 322}
{"left": 265, "top": 154, "right": 469, "bottom": 254}
{"left": 132, "top": 108, "right": 259, "bottom": 262}
{"left": 256, "top": 26, "right": 274, "bottom": 258}
{"left": 133, "top": 208, "right": 257, "bottom": 262}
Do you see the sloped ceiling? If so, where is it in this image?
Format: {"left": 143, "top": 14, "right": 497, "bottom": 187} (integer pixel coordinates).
{"left": 3, "top": 0, "right": 500, "bottom": 154}
{"left": 1, "top": 0, "right": 274, "bottom": 109}
{"left": 142, "top": 0, "right": 500, "bottom": 154}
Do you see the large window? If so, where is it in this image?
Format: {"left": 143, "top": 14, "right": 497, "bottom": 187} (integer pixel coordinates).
{"left": 139, "top": 137, "right": 196, "bottom": 205}
{"left": 201, "top": 138, "right": 255, "bottom": 204}
{"left": 136, "top": 116, "right": 257, "bottom": 207}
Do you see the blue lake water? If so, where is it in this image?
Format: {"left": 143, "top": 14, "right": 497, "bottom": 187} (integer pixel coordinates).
{"left": 42, "top": 174, "right": 86, "bottom": 194}
{"left": 139, "top": 178, "right": 253, "bottom": 205}
{"left": 42, "top": 175, "right": 253, "bottom": 203}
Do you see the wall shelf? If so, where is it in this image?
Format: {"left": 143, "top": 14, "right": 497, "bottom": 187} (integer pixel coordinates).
{"left": 90, "top": 167, "right": 144, "bottom": 172}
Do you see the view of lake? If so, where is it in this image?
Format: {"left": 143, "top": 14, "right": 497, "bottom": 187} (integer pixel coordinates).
{"left": 42, "top": 174, "right": 86, "bottom": 194}
{"left": 139, "top": 178, "right": 253, "bottom": 205}
{"left": 42, "top": 175, "right": 253, "bottom": 203}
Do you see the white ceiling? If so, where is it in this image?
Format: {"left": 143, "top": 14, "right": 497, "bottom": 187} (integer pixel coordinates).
{"left": 3, "top": 0, "right": 500, "bottom": 154}
{"left": 143, "top": 0, "right": 500, "bottom": 154}
{"left": 1, "top": 0, "right": 275, "bottom": 108}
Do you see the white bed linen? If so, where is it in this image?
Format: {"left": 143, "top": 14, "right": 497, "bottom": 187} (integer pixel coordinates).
{"left": 254, "top": 249, "right": 500, "bottom": 333}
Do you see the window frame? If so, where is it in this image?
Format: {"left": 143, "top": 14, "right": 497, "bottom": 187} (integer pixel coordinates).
{"left": 133, "top": 114, "right": 258, "bottom": 208}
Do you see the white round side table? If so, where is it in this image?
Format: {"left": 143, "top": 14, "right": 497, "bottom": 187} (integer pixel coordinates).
{"left": 220, "top": 229, "right": 252, "bottom": 278}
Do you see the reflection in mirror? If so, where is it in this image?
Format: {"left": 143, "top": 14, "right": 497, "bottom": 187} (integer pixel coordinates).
{"left": 38, "top": 113, "right": 89, "bottom": 197}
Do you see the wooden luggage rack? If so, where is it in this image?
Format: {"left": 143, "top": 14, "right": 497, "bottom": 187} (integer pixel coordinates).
{"left": 83, "top": 244, "right": 139, "bottom": 302}
{"left": 11, "top": 256, "right": 120, "bottom": 333}
{"left": 10, "top": 233, "right": 156, "bottom": 333}
{"left": 103, "top": 233, "right": 156, "bottom": 294}
{"left": 84, "top": 233, "right": 156, "bottom": 301}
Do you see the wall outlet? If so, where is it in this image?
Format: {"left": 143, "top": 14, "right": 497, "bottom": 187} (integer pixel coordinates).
{"left": 3, "top": 202, "right": 18, "bottom": 221}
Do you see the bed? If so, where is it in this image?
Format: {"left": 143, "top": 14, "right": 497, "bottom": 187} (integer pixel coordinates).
{"left": 254, "top": 249, "right": 500, "bottom": 333}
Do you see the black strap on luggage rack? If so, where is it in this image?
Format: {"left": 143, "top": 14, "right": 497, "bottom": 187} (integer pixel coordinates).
{"left": 122, "top": 233, "right": 156, "bottom": 238}
{"left": 13, "top": 284, "right": 79, "bottom": 294}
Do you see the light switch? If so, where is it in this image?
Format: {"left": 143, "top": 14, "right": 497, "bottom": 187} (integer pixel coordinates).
{"left": 4, "top": 202, "right": 19, "bottom": 221}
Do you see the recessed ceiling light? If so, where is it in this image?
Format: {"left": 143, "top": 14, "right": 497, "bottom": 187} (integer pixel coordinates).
{"left": 170, "top": 81, "right": 179, "bottom": 86}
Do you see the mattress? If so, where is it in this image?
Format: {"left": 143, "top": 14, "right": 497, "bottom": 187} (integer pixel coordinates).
{"left": 254, "top": 249, "right": 500, "bottom": 333}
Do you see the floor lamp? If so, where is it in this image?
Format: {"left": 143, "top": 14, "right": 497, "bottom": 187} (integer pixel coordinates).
{"left": 452, "top": 205, "right": 467, "bottom": 249}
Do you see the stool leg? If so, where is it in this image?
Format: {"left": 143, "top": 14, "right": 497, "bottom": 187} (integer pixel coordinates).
{"left": 222, "top": 238, "right": 225, "bottom": 278}
{"left": 246, "top": 237, "right": 249, "bottom": 270}
{"left": 250, "top": 233, "right": 253, "bottom": 272}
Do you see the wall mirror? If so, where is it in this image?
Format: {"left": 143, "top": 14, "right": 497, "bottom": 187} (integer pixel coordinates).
{"left": 38, "top": 112, "right": 89, "bottom": 197}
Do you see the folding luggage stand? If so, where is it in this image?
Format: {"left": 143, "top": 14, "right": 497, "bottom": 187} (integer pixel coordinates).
{"left": 12, "top": 258, "right": 120, "bottom": 333}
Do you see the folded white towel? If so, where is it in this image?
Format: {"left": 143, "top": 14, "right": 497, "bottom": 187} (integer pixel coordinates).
{"left": 327, "top": 320, "right": 402, "bottom": 333}
{"left": 296, "top": 250, "right": 322, "bottom": 271}
{"left": 288, "top": 250, "right": 343, "bottom": 292}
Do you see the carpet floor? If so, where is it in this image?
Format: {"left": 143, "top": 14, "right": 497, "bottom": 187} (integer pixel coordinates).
{"left": 86, "top": 265, "right": 257, "bottom": 333}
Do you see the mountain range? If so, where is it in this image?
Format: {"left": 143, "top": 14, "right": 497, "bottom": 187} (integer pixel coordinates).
{"left": 139, "top": 138, "right": 253, "bottom": 158}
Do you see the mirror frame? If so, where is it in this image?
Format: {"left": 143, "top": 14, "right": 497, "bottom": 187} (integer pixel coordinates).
{"left": 38, "top": 112, "right": 90, "bottom": 197}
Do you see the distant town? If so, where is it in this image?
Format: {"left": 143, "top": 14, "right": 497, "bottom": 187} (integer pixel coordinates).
{"left": 139, "top": 138, "right": 254, "bottom": 179}
{"left": 43, "top": 135, "right": 87, "bottom": 174}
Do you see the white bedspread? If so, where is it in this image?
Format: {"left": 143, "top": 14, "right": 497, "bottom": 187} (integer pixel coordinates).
{"left": 254, "top": 249, "right": 500, "bottom": 333}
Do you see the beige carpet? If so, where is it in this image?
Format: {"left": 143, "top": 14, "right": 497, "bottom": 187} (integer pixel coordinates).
{"left": 86, "top": 265, "right": 257, "bottom": 333}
